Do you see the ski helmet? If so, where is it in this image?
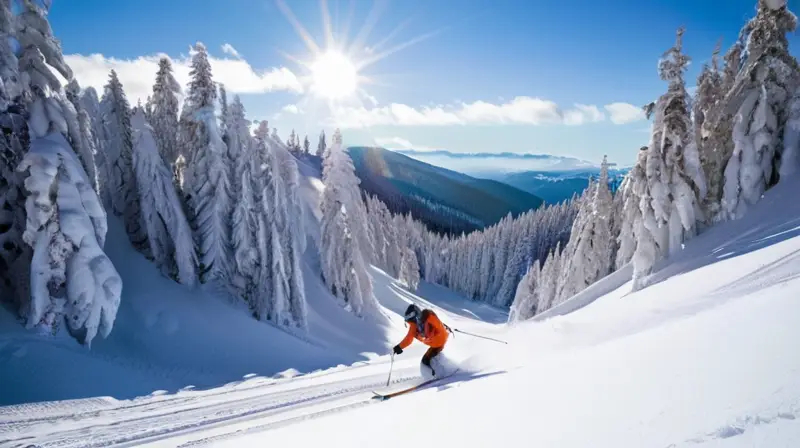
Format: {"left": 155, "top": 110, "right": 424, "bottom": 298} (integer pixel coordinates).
{"left": 404, "top": 304, "right": 421, "bottom": 322}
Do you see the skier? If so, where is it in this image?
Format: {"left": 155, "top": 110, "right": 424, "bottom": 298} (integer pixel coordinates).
{"left": 393, "top": 304, "right": 451, "bottom": 378}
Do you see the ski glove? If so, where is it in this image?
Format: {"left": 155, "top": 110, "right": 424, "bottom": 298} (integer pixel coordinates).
{"left": 393, "top": 345, "right": 403, "bottom": 355}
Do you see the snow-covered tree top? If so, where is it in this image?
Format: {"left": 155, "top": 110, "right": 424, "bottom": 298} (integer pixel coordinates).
{"left": 659, "top": 27, "right": 690, "bottom": 86}
{"left": 187, "top": 42, "right": 215, "bottom": 110}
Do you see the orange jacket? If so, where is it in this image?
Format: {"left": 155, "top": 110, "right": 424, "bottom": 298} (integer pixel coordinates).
{"left": 399, "top": 310, "right": 449, "bottom": 349}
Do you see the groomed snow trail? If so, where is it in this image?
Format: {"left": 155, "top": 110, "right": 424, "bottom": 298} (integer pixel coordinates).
{"left": 0, "top": 362, "right": 423, "bottom": 447}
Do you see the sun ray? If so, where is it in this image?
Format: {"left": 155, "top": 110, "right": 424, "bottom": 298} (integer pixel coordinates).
{"left": 349, "top": 0, "right": 389, "bottom": 55}
{"left": 320, "top": 0, "right": 334, "bottom": 50}
{"left": 367, "top": 16, "right": 413, "bottom": 54}
{"left": 275, "top": 0, "right": 322, "bottom": 56}
{"left": 276, "top": 48, "right": 313, "bottom": 70}
{"left": 338, "top": 0, "right": 358, "bottom": 51}
{"left": 356, "top": 28, "right": 444, "bottom": 71}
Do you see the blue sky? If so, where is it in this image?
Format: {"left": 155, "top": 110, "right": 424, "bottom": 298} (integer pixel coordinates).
{"left": 49, "top": 0, "right": 800, "bottom": 166}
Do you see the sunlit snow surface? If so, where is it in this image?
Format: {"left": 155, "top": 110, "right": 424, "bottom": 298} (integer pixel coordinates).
{"left": 1, "top": 166, "right": 800, "bottom": 447}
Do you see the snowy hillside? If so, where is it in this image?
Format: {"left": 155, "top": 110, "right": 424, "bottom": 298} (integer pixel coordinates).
{"left": 2, "top": 164, "right": 799, "bottom": 447}
{"left": 0, "top": 155, "right": 447, "bottom": 405}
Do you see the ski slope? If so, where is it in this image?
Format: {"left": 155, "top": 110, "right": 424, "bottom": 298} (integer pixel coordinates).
{"left": 0, "top": 263, "right": 507, "bottom": 447}
{"left": 2, "top": 172, "right": 800, "bottom": 447}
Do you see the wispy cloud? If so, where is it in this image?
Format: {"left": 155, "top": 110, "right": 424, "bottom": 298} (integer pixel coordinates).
{"left": 221, "top": 43, "right": 242, "bottom": 58}
{"left": 64, "top": 44, "right": 302, "bottom": 104}
{"left": 328, "top": 97, "right": 642, "bottom": 128}
{"left": 374, "top": 136, "right": 441, "bottom": 152}
{"left": 604, "top": 102, "right": 646, "bottom": 125}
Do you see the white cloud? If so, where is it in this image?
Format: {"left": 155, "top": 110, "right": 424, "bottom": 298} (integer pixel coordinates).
{"left": 282, "top": 104, "right": 300, "bottom": 114}
{"left": 64, "top": 48, "right": 303, "bottom": 105}
{"left": 330, "top": 97, "right": 637, "bottom": 128}
{"left": 221, "top": 43, "right": 242, "bottom": 58}
{"left": 604, "top": 102, "right": 646, "bottom": 125}
{"left": 563, "top": 104, "right": 605, "bottom": 125}
{"left": 374, "top": 136, "right": 441, "bottom": 152}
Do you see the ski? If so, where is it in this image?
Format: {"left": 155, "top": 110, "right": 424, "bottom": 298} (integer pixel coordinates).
{"left": 371, "top": 369, "right": 460, "bottom": 401}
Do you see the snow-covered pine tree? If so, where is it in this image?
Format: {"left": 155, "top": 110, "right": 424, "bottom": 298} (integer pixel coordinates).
{"left": 508, "top": 259, "right": 540, "bottom": 323}
{"left": 536, "top": 243, "right": 562, "bottom": 314}
{"left": 230, "top": 101, "right": 261, "bottom": 306}
{"left": 14, "top": 0, "right": 122, "bottom": 345}
{"left": 319, "top": 129, "right": 377, "bottom": 316}
{"left": 316, "top": 130, "right": 327, "bottom": 158}
{"left": 100, "top": 70, "right": 148, "bottom": 252}
{"left": 149, "top": 57, "right": 181, "bottom": 169}
{"left": 721, "top": 0, "right": 799, "bottom": 219}
{"left": 555, "top": 170, "right": 612, "bottom": 305}
{"left": 131, "top": 108, "right": 197, "bottom": 286}
{"left": 399, "top": 246, "right": 420, "bottom": 291}
{"left": 0, "top": 0, "right": 28, "bottom": 306}
{"left": 218, "top": 83, "right": 229, "bottom": 144}
{"left": 78, "top": 86, "right": 113, "bottom": 209}
{"left": 64, "top": 80, "right": 98, "bottom": 193}
{"left": 615, "top": 159, "right": 640, "bottom": 269}
{"left": 286, "top": 129, "right": 297, "bottom": 155}
{"left": 702, "top": 43, "right": 743, "bottom": 222}
{"left": 694, "top": 41, "right": 725, "bottom": 221}
{"left": 780, "top": 85, "right": 800, "bottom": 177}
{"left": 630, "top": 148, "right": 660, "bottom": 290}
{"left": 182, "top": 42, "right": 233, "bottom": 284}
{"left": 303, "top": 135, "right": 310, "bottom": 156}
{"left": 268, "top": 129, "right": 308, "bottom": 329}
{"left": 629, "top": 27, "right": 705, "bottom": 289}
{"left": 658, "top": 27, "right": 706, "bottom": 248}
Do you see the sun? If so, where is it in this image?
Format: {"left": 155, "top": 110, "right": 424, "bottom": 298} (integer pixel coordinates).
{"left": 310, "top": 51, "right": 358, "bottom": 100}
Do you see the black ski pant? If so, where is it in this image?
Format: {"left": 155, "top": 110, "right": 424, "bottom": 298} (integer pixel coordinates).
{"left": 421, "top": 346, "right": 444, "bottom": 369}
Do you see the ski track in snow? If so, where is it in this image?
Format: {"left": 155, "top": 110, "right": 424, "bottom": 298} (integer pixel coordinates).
{"left": 673, "top": 400, "right": 800, "bottom": 447}
{"left": 0, "top": 369, "right": 422, "bottom": 447}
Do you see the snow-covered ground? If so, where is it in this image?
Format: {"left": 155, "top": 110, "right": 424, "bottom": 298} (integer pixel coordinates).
{"left": 2, "top": 167, "right": 800, "bottom": 447}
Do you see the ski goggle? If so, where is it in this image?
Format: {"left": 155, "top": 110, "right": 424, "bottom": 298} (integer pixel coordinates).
{"left": 404, "top": 308, "right": 418, "bottom": 321}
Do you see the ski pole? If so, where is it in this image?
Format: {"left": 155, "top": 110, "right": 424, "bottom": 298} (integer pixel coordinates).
{"left": 386, "top": 353, "right": 395, "bottom": 387}
{"left": 454, "top": 328, "right": 508, "bottom": 345}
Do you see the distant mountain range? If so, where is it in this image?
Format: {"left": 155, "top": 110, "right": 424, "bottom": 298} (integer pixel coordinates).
{"left": 394, "top": 149, "right": 601, "bottom": 177}
{"left": 389, "top": 149, "right": 629, "bottom": 204}
{"left": 347, "top": 147, "right": 544, "bottom": 235}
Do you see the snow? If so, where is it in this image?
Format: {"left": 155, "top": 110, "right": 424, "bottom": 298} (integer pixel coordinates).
{"left": 2, "top": 158, "right": 800, "bottom": 447}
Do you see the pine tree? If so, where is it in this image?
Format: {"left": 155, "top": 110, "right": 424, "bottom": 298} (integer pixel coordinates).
{"left": 780, "top": 85, "right": 800, "bottom": 177}
{"left": 64, "top": 80, "right": 98, "bottom": 193}
{"left": 231, "top": 101, "right": 261, "bottom": 305}
{"left": 218, "top": 83, "right": 229, "bottom": 142}
{"left": 14, "top": 0, "right": 122, "bottom": 345}
{"left": 694, "top": 41, "right": 725, "bottom": 221}
{"left": 317, "top": 130, "right": 327, "bottom": 158}
{"left": 703, "top": 43, "right": 743, "bottom": 222}
{"left": 399, "top": 246, "right": 421, "bottom": 291}
{"left": 270, "top": 131, "right": 308, "bottom": 329}
{"left": 555, "top": 167, "right": 614, "bottom": 305}
{"left": 150, "top": 57, "right": 181, "bottom": 168}
{"left": 131, "top": 108, "right": 197, "bottom": 286}
{"left": 101, "top": 70, "right": 148, "bottom": 252}
{"left": 79, "top": 87, "right": 111, "bottom": 207}
{"left": 319, "top": 129, "right": 376, "bottom": 316}
{"left": 0, "top": 0, "right": 28, "bottom": 305}
{"left": 722, "top": 0, "right": 799, "bottom": 219}
{"left": 508, "top": 259, "right": 540, "bottom": 323}
{"left": 182, "top": 43, "right": 233, "bottom": 284}
{"left": 615, "top": 162, "right": 639, "bottom": 269}
{"left": 630, "top": 149, "right": 660, "bottom": 290}
{"left": 303, "top": 135, "right": 310, "bottom": 156}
